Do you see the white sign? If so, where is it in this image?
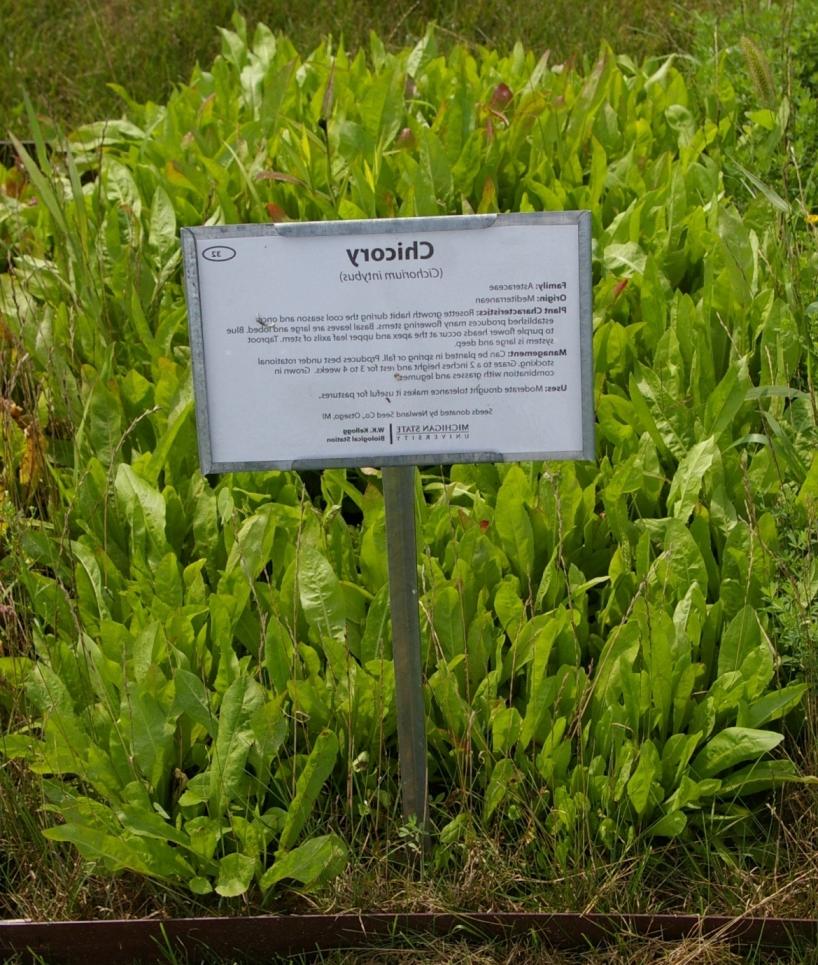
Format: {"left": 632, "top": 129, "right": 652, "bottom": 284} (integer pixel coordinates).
{"left": 182, "top": 213, "right": 594, "bottom": 471}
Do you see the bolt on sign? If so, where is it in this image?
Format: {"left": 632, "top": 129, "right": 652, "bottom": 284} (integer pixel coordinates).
{"left": 182, "top": 212, "right": 594, "bottom": 472}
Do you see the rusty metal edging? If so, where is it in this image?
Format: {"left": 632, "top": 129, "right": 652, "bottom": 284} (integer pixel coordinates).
{"left": 1, "top": 913, "right": 817, "bottom": 962}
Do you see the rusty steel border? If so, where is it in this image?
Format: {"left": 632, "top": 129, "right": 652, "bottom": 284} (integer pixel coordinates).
{"left": 1, "top": 913, "right": 816, "bottom": 962}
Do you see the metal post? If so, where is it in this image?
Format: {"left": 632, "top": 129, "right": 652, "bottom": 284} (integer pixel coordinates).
{"left": 382, "top": 465, "right": 428, "bottom": 831}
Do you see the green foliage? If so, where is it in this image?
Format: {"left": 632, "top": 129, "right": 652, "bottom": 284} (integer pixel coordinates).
{"left": 1, "top": 16, "right": 816, "bottom": 900}
{"left": 0, "top": 0, "right": 736, "bottom": 137}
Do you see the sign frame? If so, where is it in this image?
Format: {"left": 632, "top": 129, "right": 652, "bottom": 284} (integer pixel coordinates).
{"left": 182, "top": 212, "right": 594, "bottom": 473}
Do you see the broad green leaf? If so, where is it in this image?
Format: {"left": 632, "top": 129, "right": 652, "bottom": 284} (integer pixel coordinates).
{"left": 643, "top": 610, "right": 674, "bottom": 737}
{"left": 122, "top": 683, "right": 176, "bottom": 790}
{"left": 278, "top": 730, "right": 338, "bottom": 852}
{"left": 666, "top": 436, "right": 718, "bottom": 521}
{"left": 660, "top": 732, "right": 701, "bottom": 792}
{"left": 359, "top": 510, "right": 388, "bottom": 592}
{"left": 264, "top": 616, "right": 295, "bottom": 694}
{"left": 627, "top": 740, "right": 660, "bottom": 816}
{"left": 429, "top": 663, "right": 470, "bottom": 739}
{"left": 691, "top": 727, "right": 783, "bottom": 778}
{"left": 44, "top": 823, "right": 193, "bottom": 879}
{"left": 173, "top": 669, "right": 216, "bottom": 737}
{"left": 220, "top": 506, "right": 276, "bottom": 591}
{"left": 209, "top": 674, "right": 265, "bottom": 815}
{"left": 491, "top": 706, "right": 523, "bottom": 755}
{"left": 428, "top": 584, "right": 466, "bottom": 661}
{"left": 664, "top": 774, "right": 722, "bottom": 811}
{"left": 215, "top": 852, "right": 257, "bottom": 897}
{"left": 797, "top": 452, "right": 818, "bottom": 512}
{"left": 117, "top": 804, "right": 193, "bottom": 851}
{"left": 717, "top": 759, "right": 809, "bottom": 797}
{"left": 603, "top": 241, "right": 647, "bottom": 274}
{"left": 298, "top": 546, "right": 346, "bottom": 643}
{"left": 648, "top": 810, "right": 687, "bottom": 838}
{"left": 145, "top": 398, "right": 194, "bottom": 486}
{"left": 629, "top": 365, "right": 692, "bottom": 460}
{"left": 494, "top": 577, "right": 525, "bottom": 640}
{"left": 592, "top": 618, "right": 640, "bottom": 715}
{"left": 520, "top": 611, "right": 567, "bottom": 748}
{"left": 359, "top": 585, "right": 390, "bottom": 663}
{"left": 360, "top": 65, "right": 405, "bottom": 147}
{"left": 717, "top": 605, "right": 761, "bottom": 677}
{"left": 484, "top": 759, "right": 520, "bottom": 821}
{"left": 250, "top": 699, "right": 288, "bottom": 761}
{"left": 148, "top": 185, "right": 178, "bottom": 261}
{"left": 72, "top": 540, "right": 109, "bottom": 626}
{"left": 189, "top": 877, "right": 214, "bottom": 895}
{"left": 261, "top": 834, "right": 348, "bottom": 892}
{"left": 737, "top": 683, "right": 807, "bottom": 729}
{"left": 114, "top": 464, "right": 169, "bottom": 568}
{"left": 81, "top": 377, "right": 123, "bottom": 468}
{"left": 703, "top": 358, "right": 750, "bottom": 441}
{"left": 494, "top": 465, "right": 534, "bottom": 589}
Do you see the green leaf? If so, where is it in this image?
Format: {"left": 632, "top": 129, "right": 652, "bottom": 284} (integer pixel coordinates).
{"left": 261, "top": 834, "right": 347, "bottom": 892}
{"left": 189, "top": 876, "right": 214, "bottom": 895}
{"left": 661, "top": 518, "right": 708, "bottom": 597}
{"left": 491, "top": 706, "right": 523, "bottom": 755}
{"left": 648, "top": 810, "right": 687, "bottom": 838}
{"left": 692, "top": 727, "right": 783, "bottom": 778}
{"left": 298, "top": 546, "right": 346, "bottom": 643}
{"left": 264, "top": 616, "right": 295, "bottom": 694}
{"left": 629, "top": 365, "right": 692, "bottom": 460}
{"left": 114, "top": 464, "right": 169, "bottom": 568}
{"left": 627, "top": 740, "right": 660, "bottom": 816}
{"left": 215, "top": 852, "right": 256, "bottom": 897}
{"left": 703, "top": 358, "right": 750, "bottom": 442}
{"left": 278, "top": 730, "right": 338, "bottom": 852}
{"left": 122, "top": 683, "right": 176, "bottom": 791}
{"left": 0, "top": 656, "right": 34, "bottom": 687}
{"left": 145, "top": 398, "right": 194, "bottom": 486}
{"left": 717, "top": 759, "right": 807, "bottom": 797}
{"left": 220, "top": 506, "right": 276, "bottom": 591}
{"left": 428, "top": 584, "right": 466, "bottom": 662}
{"left": 173, "top": 669, "right": 216, "bottom": 737}
{"left": 72, "top": 540, "right": 109, "bottom": 626}
{"left": 520, "top": 611, "right": 567, "bottom": 748}
{"left": 603, "top": 241, "right": 647, "bottom": 275}
{"left": 359, "top": 585, "right": 390, "bottom": 663}
{"left": 483, "top": 759, "right": 520, "bottom": 821}
{"left": 44, "top": 823, "right": 193, "bottom": 879}
{"left": 81, "top": 377, "right": 123, "bottom": 467}
{"left": 148, "top": 185, "right": 178, "bottom": 262}
{"left": 717, "top": 605, "right": 761, "bottom": 677}
{"left": 250, "top": 699, "right": 288, "bottom": 761}
{"left": 494, "top": 466, "right": 534, "bottom": 589}
{"left": 209, "top": 674, "right": 265, "bottom": 816}
{"left": 666, "top": 436, "right": 718, "bottom": 521}
{"left": 737, "top": 683, "right": 807, "bottom": 729}
{"left": 797, "top": 452, "right": 818, "bottom": 512}
{"left": 494, "top": 577, "right": 525, "bottom": 639}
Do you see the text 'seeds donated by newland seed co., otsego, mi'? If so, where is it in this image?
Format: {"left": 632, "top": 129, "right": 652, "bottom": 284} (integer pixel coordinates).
{"left": 182, "top": 212, "right": 594, "bottom": 472}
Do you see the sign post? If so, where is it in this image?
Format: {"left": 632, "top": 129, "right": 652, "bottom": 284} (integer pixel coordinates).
{"left": 382, "top": 465, "right": 428, "bottom": 830}
{"left": 182, "top": 212, "right": 594, "bottom": 833}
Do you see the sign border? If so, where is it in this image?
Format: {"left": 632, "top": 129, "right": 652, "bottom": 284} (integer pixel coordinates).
{"left": 182, "top": 212, "right": 594, "bottom": 472}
